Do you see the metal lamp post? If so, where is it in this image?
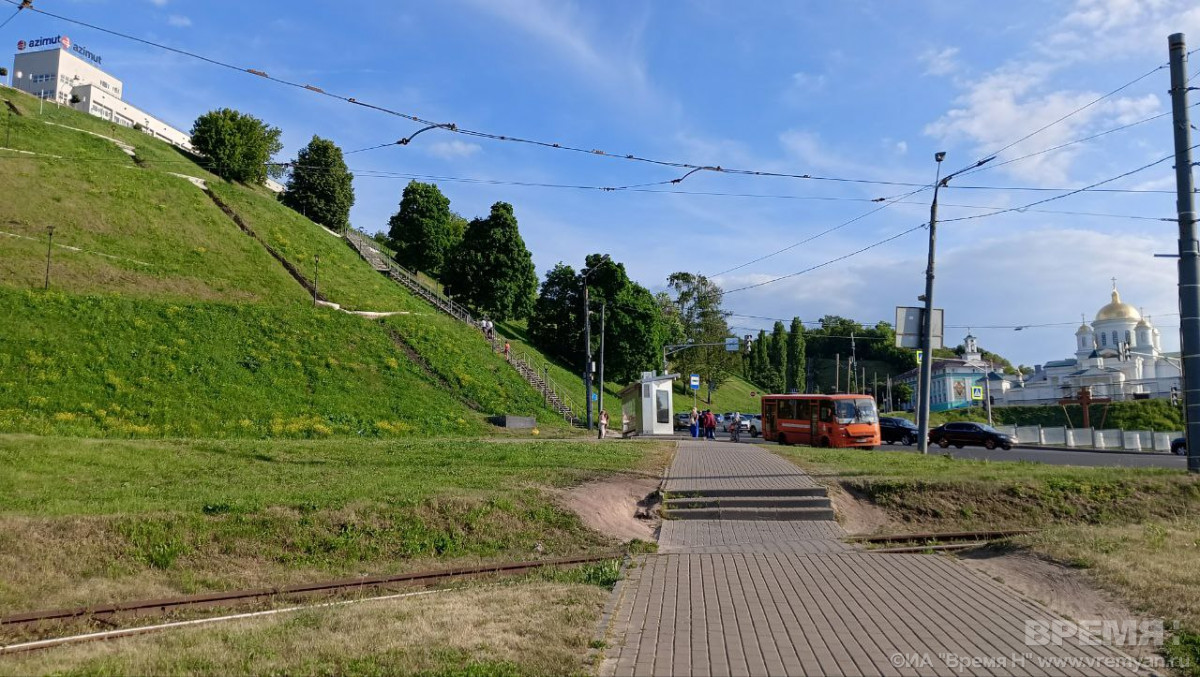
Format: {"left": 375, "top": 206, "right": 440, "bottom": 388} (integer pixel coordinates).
{"left": 581, "top": 255, "right": 610, "bottom": 431}
{"left": 916, "top": 152, "right": 994, "bottom": 454}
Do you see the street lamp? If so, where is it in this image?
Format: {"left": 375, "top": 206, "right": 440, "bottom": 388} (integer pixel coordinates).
{"left": 916, "top": 152, "right": 994, "bottom": 454}
{"left": 581, "top": 255, "right": 610, "bottom": 431}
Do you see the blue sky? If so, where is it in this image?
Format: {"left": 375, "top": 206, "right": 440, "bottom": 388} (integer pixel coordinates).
{"left": 8, "top": 0, "right": 1200, "bottom": 366}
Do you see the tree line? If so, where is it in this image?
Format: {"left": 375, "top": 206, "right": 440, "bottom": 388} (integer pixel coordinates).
{"left": 185, "top": 108, "right": 1015, "bottom": 400}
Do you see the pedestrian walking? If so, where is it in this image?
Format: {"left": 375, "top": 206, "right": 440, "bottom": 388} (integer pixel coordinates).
{"left": 503, "top": 341, "right": 511, "bottom": 362}
{"left": 703, "top": 410, "right": 716, "bottom": 440}
{"left": 730, "top": 411, "right": 742, "bottom": 443}
{"left": 689, "top": 407, "right": 699, "bottom": 438}
{"left": 598, "top": 409, "right": 609, "bottom": 439}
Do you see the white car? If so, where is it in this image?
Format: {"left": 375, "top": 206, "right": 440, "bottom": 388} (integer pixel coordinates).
{"left": 720, "top": 413, "right": 751, "bottom": 433}
{"left": 744, "top": 414, "right": 763, "bottom": 437}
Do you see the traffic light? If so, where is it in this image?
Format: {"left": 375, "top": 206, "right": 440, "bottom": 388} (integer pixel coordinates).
{"left": 1172, "top": 385, "right": 1180, "bottom": 406}
{"left": 744, "top": 334, "right": 753, "bottom": 355}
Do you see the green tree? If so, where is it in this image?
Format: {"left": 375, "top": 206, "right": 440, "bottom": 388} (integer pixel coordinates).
{"left": 785, "top": 317, "right": 806, "bottom": 393}
{"left": 386, "top": 181, "right": 460, "bottom": 276}
{"left": 666, "top": 272, "right": 734, "bottom": 402}
{"left": 604, "top": 283, "right": 664, "bottom": 384}
{"left": 768, "top": 321, "right": 787, "bottom": 374}
{"left": 190, "top": 108, "right": 283, "bottom": 184}
{"left": 444, "top": 202, "right": 537, "bottom": 321}
{"left": 528, "top": 263, "right": 582, "bottom": 364}
{"left": 280, "top": 135, "right": 354, "bottom": 232}
{"left": 528, "top": 255, "right": 664, "bottom": 384}
{"left": 893, "top": 382, "right": 913, "bottom": 411}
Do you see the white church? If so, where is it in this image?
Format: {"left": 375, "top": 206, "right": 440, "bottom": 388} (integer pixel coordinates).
{"left": 992, "top": 283, "right": 1182, "bottom": 405}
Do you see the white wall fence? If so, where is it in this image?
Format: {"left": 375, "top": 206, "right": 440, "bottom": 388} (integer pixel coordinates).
{"left": 993, "top": 425, "right": 1180, "bottom": 452}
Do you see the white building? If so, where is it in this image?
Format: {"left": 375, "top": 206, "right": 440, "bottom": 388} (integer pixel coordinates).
{"left": 11, "top": 34, "right": 192, "bottom": 150}
{"left": 993, "top": 283, "right": 1181, "bottom": 405}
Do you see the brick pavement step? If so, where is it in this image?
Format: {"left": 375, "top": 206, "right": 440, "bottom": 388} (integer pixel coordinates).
{"left": 663, "top": 496, "right": 832, "bottom": 510}
{"left": 665, "top": 506, "right": 836, "bottom": 521}
{"left": 664, "top": 486, "right": 827, "bottom": 499}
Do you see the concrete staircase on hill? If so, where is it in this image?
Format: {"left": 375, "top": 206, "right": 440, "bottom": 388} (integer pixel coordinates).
{"left": 662, "top": 486, "right": 835, "bottom": 521}
{"left": 342, "top": 229, "right": 582, "bottom": 426}
{"left": 504, "top": 349, "right": 580, "bottom": 424}
{"left": 660, "top": 442, "right": 837, "bottom": 521}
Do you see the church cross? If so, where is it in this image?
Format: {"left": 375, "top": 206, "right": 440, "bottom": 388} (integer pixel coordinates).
{"left": 1111, "top": 277, "right": 1118, "bottom": 290}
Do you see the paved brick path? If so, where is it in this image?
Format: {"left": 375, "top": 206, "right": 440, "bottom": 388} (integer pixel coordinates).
{"left": 598, "top": 441, "right": 1144, "bottom": 676}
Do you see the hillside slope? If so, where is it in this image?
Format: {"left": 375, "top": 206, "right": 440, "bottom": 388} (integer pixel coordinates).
{"left": 0, "top": 88, "right": 571, "bottom": 436}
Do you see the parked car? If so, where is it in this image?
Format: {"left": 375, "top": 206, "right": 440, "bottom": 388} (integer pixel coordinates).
{"left": 720, "top": 413, "right": 750, "bottom": 433}
{"left": 879, "top": 416, "right": 919, "bottom": 446}
{"left": 674, "top": 412, "right": 691, "bottom": 430}
{"left": 744, "top": 414, "right": 762, "bottom": 437}
{"left": 929, "top": 422, "right": 1014, "bottom": 451}
{"left": 1173, "top": 437, "right": 1187, "bottom": 455}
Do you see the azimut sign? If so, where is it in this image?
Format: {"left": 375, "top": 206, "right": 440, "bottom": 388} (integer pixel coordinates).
{"left": 16, "top": 35, "right": 102, "bottom": 65}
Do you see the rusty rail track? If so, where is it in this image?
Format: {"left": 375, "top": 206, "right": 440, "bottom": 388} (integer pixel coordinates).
{"left": 1, "top": 552, "right": 622, "bottom": 632}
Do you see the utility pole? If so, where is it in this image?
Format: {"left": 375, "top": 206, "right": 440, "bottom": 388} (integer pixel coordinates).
{"left": 917, "top": 153, "right": 946, "bottom": 454}
{"left": 835, "top": 353, "right": 840, "bottom": 393}
{"left": 984, "top": 362, "right": 994, "bottom": 427}
{"left": 43, "top": 225, "right": 55, "bottom": 290}
{"left": 1169, "top": 33, "right": 1200, "bottom": 473}
{"left": 583, "top": 282, "right": 593, "bottom": 431}
{"left": 598, "top": 302, "right": 606, "bottom": 416}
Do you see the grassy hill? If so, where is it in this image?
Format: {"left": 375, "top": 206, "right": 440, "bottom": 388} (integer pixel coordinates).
{"left": 494, "top": 320, "right": 765, "bottom": 421}
{"left": 0, "top": 87, "right": 571, "bottom": 436}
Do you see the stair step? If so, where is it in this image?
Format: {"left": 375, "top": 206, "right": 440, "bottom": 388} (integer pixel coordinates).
{"left": 666, "top": 487, "right": 827, "bottom": 499}
{"left": 666, "top": 506, "right": 836, "bottom": 521}
{"left": 664, "top": 496, "right": 831, "bottom": 510}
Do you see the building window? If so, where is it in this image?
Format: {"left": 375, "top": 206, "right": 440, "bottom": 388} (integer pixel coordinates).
{"left": 1112, "top": 331, "right": 1118, "bottom": 346}
{"left": 1101, "top": 333, "right": 1107, "bottom": 346}
{"left": 1125, "top": 330, "right": 1131, "bottom": 345}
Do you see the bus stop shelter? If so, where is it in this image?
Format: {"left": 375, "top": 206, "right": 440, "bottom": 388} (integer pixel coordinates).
{"left": 619, "top": 371, "right": 679, "bottom": 436}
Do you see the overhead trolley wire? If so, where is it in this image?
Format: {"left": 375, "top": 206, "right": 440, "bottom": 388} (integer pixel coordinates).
{"left": 0, "top": 0, "right": 952, "bottom": 191}
{"left": 717, "top": 150, "right": 1190, "bottom": 296}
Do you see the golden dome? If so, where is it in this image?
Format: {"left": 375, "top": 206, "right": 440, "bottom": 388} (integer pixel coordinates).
{"left": 1095, "top": 289, "right": 1141, "bottom": 322}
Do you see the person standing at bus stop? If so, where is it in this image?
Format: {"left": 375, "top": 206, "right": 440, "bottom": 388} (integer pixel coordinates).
{"left": 689, "top": 407, "right": 699, "bottom": 438}
{"left": 704, "top": 410, "right": 717, "bottom": 440}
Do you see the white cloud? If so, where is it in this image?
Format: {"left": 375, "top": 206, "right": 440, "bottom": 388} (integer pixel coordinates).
{"left": 923, "top": 62, "right": 1162, "bottom": 185}
{"left": 426, "top": 140, "right": 482, "bottom": 160}
{"left": 148, "top": 0, "right": 168, "bottom": 6}
{"left": 167, "top": 14, "right": 192, "bottom": 27}
{"left": 790, "top": 71, "right": 827, "bottom": 91}
{"left": 455, "top": 0, "right": 657, "bottom": 107}
{"left": 895, "top": 141, "right": 908, "bottom": 155}
{"left": 919, "top": 47, "right": 960, "bottom": 77}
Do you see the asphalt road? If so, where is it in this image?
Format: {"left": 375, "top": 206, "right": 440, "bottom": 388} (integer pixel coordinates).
{"left": 681, "top": 430, "right": 1191, "bottom": 469}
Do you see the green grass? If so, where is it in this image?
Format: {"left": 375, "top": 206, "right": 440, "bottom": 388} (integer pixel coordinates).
{"left": 207, "top": 181, "right": 424, "bottom": 313}
{"left": 0, "top": 123, "right": 304, "bottom": 303}
{"left": 0, "top": 288, "right": 491, "bottom": 438}
{"left": 3, "top": 88, "right": 221, "bottom": 182}
{"left": 0, "top": 94, "right": 573, "bottom": 433}
{"left": 2, "top": 582, "right": 609, "bottom": 676}
{"left": 675, "top": 373, "right": 763, "bottom": 415}
{"left": 0, "top": 434, "right": 663, "bottom": 612}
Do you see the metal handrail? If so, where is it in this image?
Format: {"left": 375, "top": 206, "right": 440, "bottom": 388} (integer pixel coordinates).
{"left": 345, "top": 230, "right": 579, "bottom": 423}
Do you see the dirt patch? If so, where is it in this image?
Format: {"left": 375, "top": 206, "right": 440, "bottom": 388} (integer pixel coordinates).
{"left": 959, "top": 548, "right": 1160, "bottom": 661}
{"left": 557, "top": 476, "right": 660, "bottom": 543}
{"left": 826, "top": 482, "right": 894, "bottom": 535}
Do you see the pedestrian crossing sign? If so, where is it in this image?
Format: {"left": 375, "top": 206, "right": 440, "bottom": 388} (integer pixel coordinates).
{"left": 971, "top": 385, "right": 984, "bottom": 401}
